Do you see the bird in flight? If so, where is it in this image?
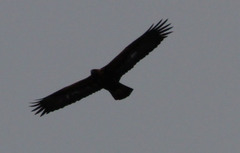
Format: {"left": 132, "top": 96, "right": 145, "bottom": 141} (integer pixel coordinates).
{"left": 31, "top": 19, "right": 173, "bottom": 116}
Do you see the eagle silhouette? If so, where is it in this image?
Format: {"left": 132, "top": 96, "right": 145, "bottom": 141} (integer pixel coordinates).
{"left": 31, "top": 19, "right": 173, "bottom": 116}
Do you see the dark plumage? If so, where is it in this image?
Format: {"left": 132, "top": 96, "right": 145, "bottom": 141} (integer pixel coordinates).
{"left": 31, "top": 19, "right": 173, "bottom": 116}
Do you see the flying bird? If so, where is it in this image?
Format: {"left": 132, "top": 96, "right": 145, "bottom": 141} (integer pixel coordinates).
{"left": 31, "top": 19, "right": 173, "bottom": 116}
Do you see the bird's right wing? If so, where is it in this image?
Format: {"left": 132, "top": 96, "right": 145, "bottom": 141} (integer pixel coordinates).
{"left": 31, "top": 76, "right": 102, "bottom": 116}
{"left": 102, "top": 19, "right": 172, "bottom": 78}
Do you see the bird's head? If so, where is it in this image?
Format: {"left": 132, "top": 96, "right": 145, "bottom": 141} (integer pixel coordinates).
{"left": 91, "top": 69, "right": 102, "bottom": 78}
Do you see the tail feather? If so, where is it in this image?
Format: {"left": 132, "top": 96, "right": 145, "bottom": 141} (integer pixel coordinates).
{"left": 108, "top": 83, "right": 133, "bottom": 100}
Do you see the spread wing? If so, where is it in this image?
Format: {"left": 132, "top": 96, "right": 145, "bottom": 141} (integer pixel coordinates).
{"left": 30, "top": 76, "right": 102, "bottom": 116}
{"left": 102, "top": 19, "right": 172, "bottom": 78}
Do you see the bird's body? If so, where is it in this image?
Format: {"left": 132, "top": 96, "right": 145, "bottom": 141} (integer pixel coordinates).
{"left": 91, "top": 68, "right": 133, "bottom": 100}
{"left": 31, "top": 19, "right": 173, "bottom": 116}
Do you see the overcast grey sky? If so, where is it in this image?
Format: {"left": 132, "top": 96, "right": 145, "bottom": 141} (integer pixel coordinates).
{"left": 1, "top": 0, "right": 239, "bottom": 153}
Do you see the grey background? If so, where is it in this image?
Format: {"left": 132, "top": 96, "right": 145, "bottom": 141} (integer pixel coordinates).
{"left": 1, "top": 0, "right": 239, "bottom": 153}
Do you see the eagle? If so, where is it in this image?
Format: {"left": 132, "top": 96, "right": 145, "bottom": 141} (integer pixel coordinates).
{"left": 31, "top": 19, "right": 173, "bottom": 116}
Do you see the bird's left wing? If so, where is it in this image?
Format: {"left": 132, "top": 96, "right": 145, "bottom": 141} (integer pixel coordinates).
{"left": 31, "top": 76, "right": 102, "bottom": 116}
{"left": 102, "top": 19, "right": 172, "bottom": 78}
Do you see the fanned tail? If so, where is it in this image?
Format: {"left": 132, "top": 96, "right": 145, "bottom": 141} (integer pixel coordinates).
{"left": 107, "top": 83, "right": 133, "bottom": 100}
